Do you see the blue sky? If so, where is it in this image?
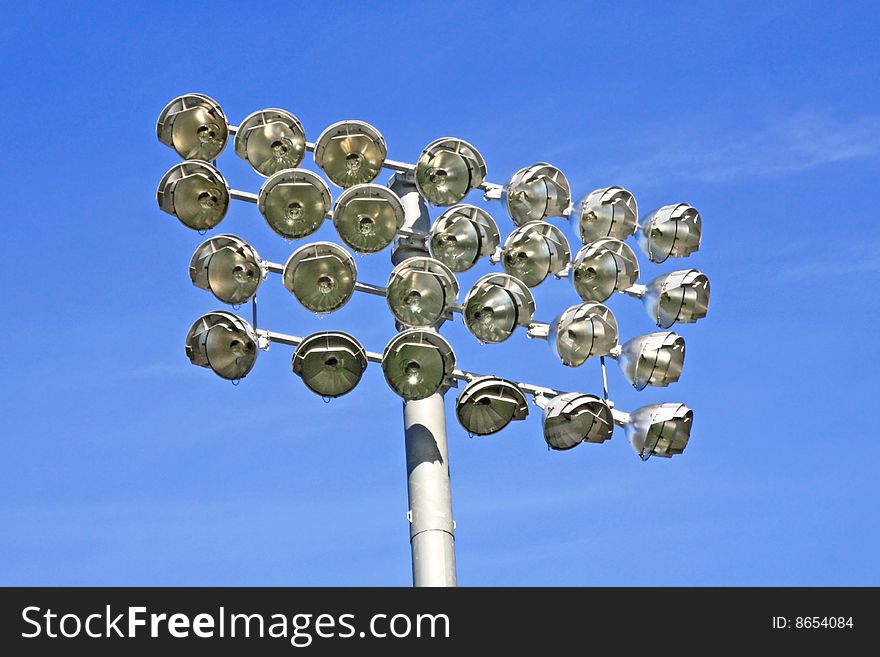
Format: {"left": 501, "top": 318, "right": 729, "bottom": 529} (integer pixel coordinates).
{"left": 2, "top": 1, "right": 878, "bottom": 585}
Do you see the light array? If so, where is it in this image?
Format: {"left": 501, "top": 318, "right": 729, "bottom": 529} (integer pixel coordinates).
{"left": 158, "top": 93, "right": 711, "bottom": 460}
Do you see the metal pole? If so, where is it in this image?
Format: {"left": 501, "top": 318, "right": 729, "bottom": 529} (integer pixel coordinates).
{"left": 389, "top": 172, "right": 457, "bottom": 587}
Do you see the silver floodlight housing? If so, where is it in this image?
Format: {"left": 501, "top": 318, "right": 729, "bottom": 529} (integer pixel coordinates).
{"left": 503, "top": 163, "right": 571, "bottom": 226}
{"left": 571, "top": 186, "right": 638, "bottom": 244}
{"left": 189, "top": 235, "right": 263, "bottom": 305}
{"left": 234, "top": 108, "right": 307, "bottom": 176}
{"left": 455, "top": 377, "right": 529, "bottom": 436}
{"left": 283, "top": 242, "right": 357, "bottom": 313}
{"left": 462, "top": 273, "right": 536, "bottom": 344}
{"left": 257, "top": 169, "right": 332, "bottom": 240}
{"left": 428, "top": 205, "right": 500, "bottom": 272}
{"left": 292, "top": 331, "right": 368, "bottom": 398}
{"left": 314, "top": 120, "right": 387, "bottom": 188}
{"left": 157, "top": 93, "right": 229, "bottom": 161}
{"left": 643, "top": 269, "right": 710, "bottom": 328}
{"left": 382, "top": 329, "right": 456, "bottom": 401}
{"left": 570, "top": 238, "right": 640, "bottom": 303}
{"left": 548, "top": 302, "right": 618, "bottom": 367}
{"left": 157, "top": 161, "right": 230, "bottom": 231}
{"left": 625, "top": 403, "right": 693, "bottom": 460}
{"left": 333, "top": 184, "right": 406, "bottom": 253}
{"left": 386, "top": 257, "right": 459, "bottom": 328}
{"left": 541, "top": 392, "right": 614, "bottom": 450}
{"left": 637, "top": 203, "right": 702, "bottom": 263}
{"left": 415, "top": 138, "right": 487, "bottom": 206}
{"left": 501, "top": 221, "right": 571, "bottom": 288}
{"left": 616, "top": 332, "right": 685, "bottom": 390}
{"left": 185, "top": 311, "right": 258, "bottom": 380}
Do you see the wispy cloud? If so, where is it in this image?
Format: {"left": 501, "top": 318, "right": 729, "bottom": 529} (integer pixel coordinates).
{"left": 577, "top": 112, "right": 880, "bottom": 188}
{"left": 777, "top": 241, "right": 880, "bottom": 282}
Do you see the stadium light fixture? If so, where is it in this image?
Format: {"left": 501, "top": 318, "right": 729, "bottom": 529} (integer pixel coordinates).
{"left": 462, "top": 273, "right": 535, "bottom": 344}
{"left": 570, "top": 186, "right": 638, "bottom": 244}
{"left": 503, "top": 163, "right": 571, "bottom": 225}
{"left": 185, "top": 311, "right": 258, "bottom": 380}
{"left": 314, "top": 120, "right": 387, "bottom": 188}
{"left": 428, "top": 205, "right": 500, "bottom": 272}
{"left": 333, "top": 183, "right": 405, "bottom": 253}
{"left": 234, "top": 108, "right": 307, "bottom": 176}
{"left": 455, "top": 376, "right": 529, "bottom": 436}
{"left": 292, "top": 331, "right": 368, "bottom": 398}
{"left": 257, "top": 168, "right": 332, "bottom": 240}
{"left": 189, "top": 234, "right": 263, "bottom": 305}
{"left": 386, "top": 257, "right": 459, "bottom": 328}
{"left": 415, "top": 138, "right": 487, "bottom": 206}
{"left": 620, "top": 403, "right": 693, "bottom": 460}
{"left": 382, "top": 328, "right": 456, "bottom": 401}
{"left": 570, "top": 238, "right": 639, "bottom": 303}
{"left": 637, "top": 203, "right": 702, "bottom": 263}
{"left": 539, "top": 392, "right": 614, "bottom": 450}
{"left": 157, "top": 93, "right": 228, "bottom": 162}
{"left": 157, "top": 161, "right": 230, "bottom": 231}
{"left": 283, "top": 242, "right": 357, "bottom": 313}
{"left": 501, "top": 221, "right": 571, "bottom": 288}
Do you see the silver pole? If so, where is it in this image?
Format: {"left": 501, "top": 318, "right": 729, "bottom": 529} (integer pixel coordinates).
{"left": 389, "top": 172, "right": 457, "bottom": 587}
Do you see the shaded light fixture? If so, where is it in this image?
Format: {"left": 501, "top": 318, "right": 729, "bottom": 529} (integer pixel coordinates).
{"left": 643, "top": 269, "right": 710, "bottom": 328}
{"left": 283, "top": 242, "right": 357, "bottom": 313}
{"left": 292, "top": 331, "right": 368, "bottom": 398}
{"left": 614, "top": 332, "right": 685, "bottom": 390}
{"left": 623, "top": 403, "right": 693, "bottom": 460}
{"left": 234, "top": 108, "right": 307, "bottom": 176}
{"left": 540, "top": 392, "right": 614, "bottom": 450}
{"left": 185, "top": 311, "right": 258, "bottom": 380}
{"left": 189, "top": 234, "right": 263, "bottom": 305}
{"left": 570, "top": 238, "right": 639, "bottom": 303}
{"left": 382, "top": 329, "right": 456, "bottom": 401}
{"left": 570, "top": 186, "right": 638, "bottom": 244}
{"left": 428, "top": 204, "right": 500, "bottom": 273}
{"left": 157, "top": 161, "right": 230, "bottom": 231}
{"left": 503, "top": 163, "right": 571, "bottom": 226}
{"left": 547, "top": 302, "right": 619, "bottom": 367}
{"left": 501, "top": 221, "right": 571, "bottom": 288}
{"left": 386, "top": 257, "right": 459, "bottom": 327}
{"left": 157, "top": 93, "right": 229, "bottom": 161}
{"left": 415, "top": 138, "right": 487, "bottom": 206}
{"left": 314, "top": 120, "right": 387, "bottom": 187}
{"left": 637, "top": 203, "right": 702, "bottom": 263}
{"left": 258, "top": 168, "right": 332, "bottom": 240}
{"left": 462, "top": 273, "right": 536, "bottom": 344}
{"left": 455, "top": 377, "right": 529, "bottom": 436}
{"left": 333, "top": 183, "right": 406, "bottom": 253}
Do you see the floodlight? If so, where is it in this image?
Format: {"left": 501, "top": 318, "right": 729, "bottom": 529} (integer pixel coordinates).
{"left": 625, "top": 403, "right": 693, "bottom": 460}
{"left": 314, "top": 120, "right": 387, "bottom": 187}
{"left": 189, "top": 235, "right": 263, "bottom": 305}
{"left": 234, "top": 108, "right": 307, "bottom": 176}
{"left": 548, "top": 302, "right": 618, "bottom": 367}
{"left": 643, "top": 269, "right": 710, "bottom": 328}
{"left": 292, "top": 331, "right": 368, "bottom": 398}
{"left": 615, "top": 332, "right": 685, "bottom": 390}
{"left": 157, "top": 93, "right": 228, "bottom": 161}
{"left": 382, "top": 329, "right": 456, "bottom": 401}
{"left": 462, "top": 273, "right": 535, "bottom": 344}
{"left": 428, "top": 205, "right": 500, "bottom": 272}
{"left": 283, "top": 242, "right": 357, "bottom": 313}
{"left": 501, "top": 222, "right": 571, "bottom": 288}
{"left": 415, "top": 138, "right": 487, "bottom": 206}
{"left": 185, "top": 311, "right": 258, "bottom": 380}
{"left": 503, "top": 163, "right": 571, "bottom": 226}
{"left": 258, "top": 169, "right": 332, "bottom": 240}
{"left": 455, "top": 377, "right": 528, "bottom": 436}
{"left": 541, "top": 392, "right": 613, "bottom": 450}
{"left": 386, "top": 257, "right": 459, "bottom": 327}
{"left": 157, "top": 161, "right": 230, "bottom": 231}
{"left": 637, "top": 203, "right": 702, "bottom": 263}
{"left": 570, "top": 238, "right": 639, "bottom": 302}
{"left": 332, "top": 184, "right": 405, "bottom": 253}
{"left": 571, "top": 186, "right": 638, "bottom": 243}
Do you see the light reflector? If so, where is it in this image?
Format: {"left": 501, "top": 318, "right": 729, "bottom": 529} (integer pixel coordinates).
{"left": 501, "top": 221, "right": 571, "bottom": 288}
{"left": 638, "top": 203, "right": 702, "bottom": 263}
{"left": 617, "top": 332, "right": 685, "bottom": 390}
{"left": 157, "top": 161, "right": 230, "bottom": 231}
{"left": 314, "top": 120, "right": 387, "bottom": 187}
{"left": 185, "top": 311, "right": 258, "bottom": 380}
{"left": 570, "top": 238, "right": 639, "bottom": 302}
{"left": 157, "top": 93, "right": 228, "bottom": 161}
{"left": 503, "top": 163, "right": 571, "bottom": 226}
{"left": 292, "top": 331, "right": 368, "bottom": 398}
{"left": 386, "top": 257, "right": 459, "bottom": 327}
{"left": 455, "top": 377, "right": 529, "bottom": 436}
{"left": 462, "top": 273, "right": 535, "bottom": 344}
{"left": 283, "top": 242, "right": 357, "bottom": 313}
{"left": 189, "top": 234, "right": 263, "bottom": 305}
{"left": 415, "top": 138, "right": 487, "bottom": 206}
{"left": 234, "top": 108, "right": 307, "bottom": 176}
{"left": 258, "top": 168, "right": 332, "bottom": 240}
{"left": 382, "top": 329, "right": 456, "bottom": 401}
{"left": 542, "top": 393, "right": 614, "bottom": 450}
{"left": 428, "top": 205, "right": 500, "bottom": 272}
{"left": 548, "top": 302, "right": 619, "bottom": 367}
{"left": 625, "top": 403, "right": 693, "bottom": 460}
{"left": 643, "top": 269, "right": 710, "bottom": 328}
{"left": 333, "top": 184, "right": 405, "bottom": 253}
{"left": 571, "top": 186, "right": 637, "bottom": 244}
